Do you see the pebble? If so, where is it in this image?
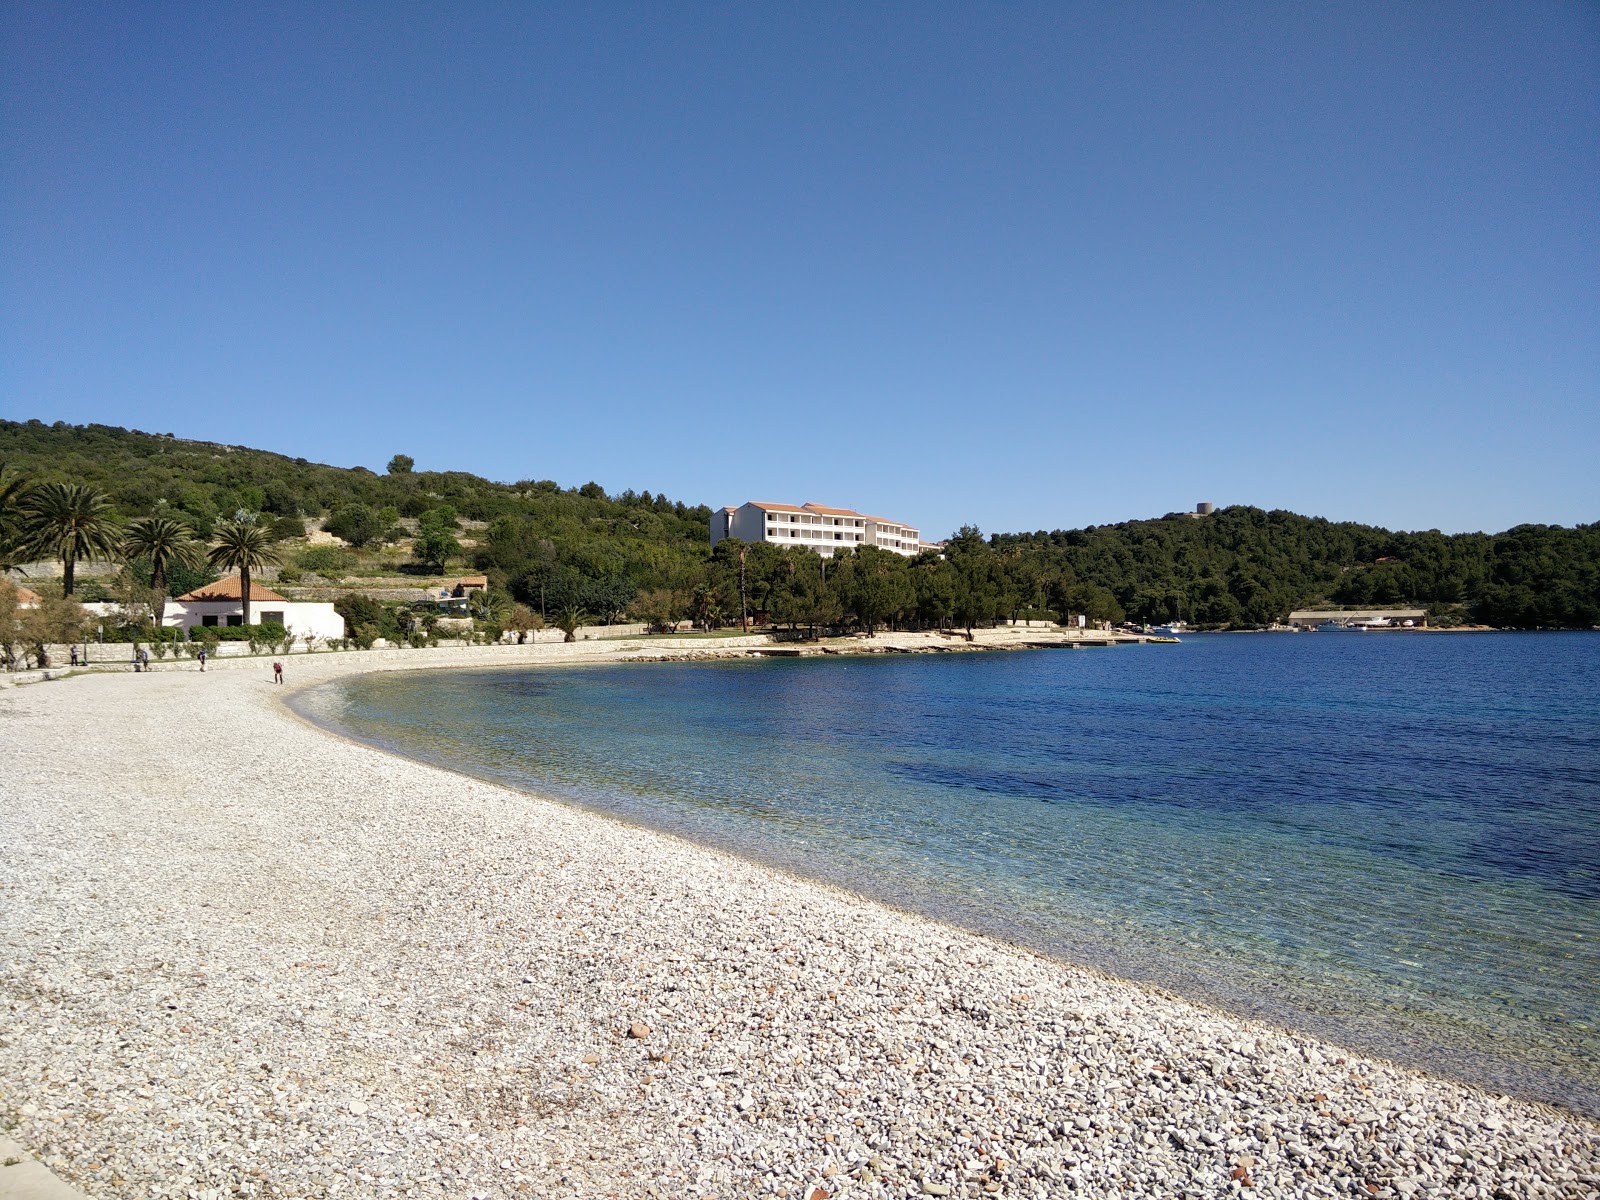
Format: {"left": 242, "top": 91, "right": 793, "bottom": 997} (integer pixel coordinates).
{"left": 0, "top": 665, "right": 1596, "bottom": 1200}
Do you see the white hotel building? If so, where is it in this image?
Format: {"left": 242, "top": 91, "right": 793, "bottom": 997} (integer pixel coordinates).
{"left": 710, "top": 501, "right": 931, "bottom": 558}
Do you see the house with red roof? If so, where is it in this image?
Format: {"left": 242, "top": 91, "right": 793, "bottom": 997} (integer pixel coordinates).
{"left": 1, "top": 579, "right": 43, "bottom": 608}
{"left": 164, "top": 575, "right": 345, "bottom": 640}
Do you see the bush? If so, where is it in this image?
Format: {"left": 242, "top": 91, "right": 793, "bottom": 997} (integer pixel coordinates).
{"left": 324, "top": 504, "right": 400, "bottom": 548}
{"left": 298, "top": 546, "right": 355, "bottom": 576}
{"left": 194, "top": 622, "right": 287, "bottom": 643}
{"left": 73, "top": 577, "right": 114, "bottom": 603}
{"left": 96, "top": 625, "right": 186, "bottom": 644}
{"left": 271, "top": 515, "right": 306, "bottom": 540}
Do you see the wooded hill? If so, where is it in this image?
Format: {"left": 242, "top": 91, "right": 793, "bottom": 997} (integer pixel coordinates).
{"left": 3, "top": 418, "right": 1596, "bottom": 630}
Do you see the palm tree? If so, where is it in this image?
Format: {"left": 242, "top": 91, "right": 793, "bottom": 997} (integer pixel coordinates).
{"left": 16, "top": 481, "right": 121, "bottom": 595}
{"left": 0, "top": 463, "right": 32, "bottom": 571}
{"left": 207, "top": 514, "right": 281, "bottom": 625}
{"left": 555, "top": 604, "right": 585, "bottom": 643}
{"left": 123, "top": 513, "right": 205, "bottom": 628}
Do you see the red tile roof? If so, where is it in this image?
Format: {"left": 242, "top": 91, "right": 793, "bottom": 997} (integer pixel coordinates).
{"left": 2, "top": 579, "right": 42, "bottom": 606}
{"left": 749, "top": 501, "right": 809, "bottom": 514}
{"left": 176, "top": 575, "right": 289, "bottom": 603}
{"left": 744, "top": 500, "right": 916, "bottom": 529}
{"left": 801, "top": 502, "right": 864, "bottom": 517}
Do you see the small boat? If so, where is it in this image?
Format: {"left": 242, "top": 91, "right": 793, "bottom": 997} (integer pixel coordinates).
{"left": 1319, "top": 616, "right": 1393, "bottom": 632}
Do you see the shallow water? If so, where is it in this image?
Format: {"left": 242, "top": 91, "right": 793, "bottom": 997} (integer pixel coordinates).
{"left": 295, "top": 633, "right": 1600, "bottom": 1114}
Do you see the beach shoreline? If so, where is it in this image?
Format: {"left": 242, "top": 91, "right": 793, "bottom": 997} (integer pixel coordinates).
{"left": 2, "top": 658, "right": 1596, "bottom": 1198}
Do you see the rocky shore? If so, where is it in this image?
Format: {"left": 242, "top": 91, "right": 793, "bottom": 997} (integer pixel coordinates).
{"left": 2, "top": 660, "right": 1596, "bottom": 1199}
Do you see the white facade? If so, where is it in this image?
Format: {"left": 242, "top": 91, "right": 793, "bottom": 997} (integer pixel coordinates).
{"left": 711, "top": 501, "right": 922, "bottom": 558}
{"left": 160, "top": 576, "right": 345, "bottom": 641}
{"left": 162, "top": 599, "right": 345, "bottom": 641}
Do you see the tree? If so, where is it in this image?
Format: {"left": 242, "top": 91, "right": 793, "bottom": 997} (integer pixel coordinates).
{"left": 514, "top": 560, "right": 582, "bottom": 619}
{"left": 334, "top": 592, "right": 385, "bottom": 633}
{"left": 207, "top": 514, "right": 282, "bottom": 625}
{"left": 16, "top": 481, "right": 121, "bottom": 595}
{"left": 388, "top": 454, "right": 415, "bottom": 474}
{"left": 912, "top": 554, "right": 956, "bottom": 630}
{"left": 844, "top": 545, "right": 913, "bottom": 635}
{"left": 19, "top": 594, "right": 90, "bottom": 669}
{"left": 582, "top": 576, "right": 637, "bottom": 625}
{"left": 468, "top": 586, "right": 511, "bottom": 623}
{"left": 689, "top": 582, "right": 723, "bottom": 631}
{"left": 0, "top": 579, "right": 23, "bottom": 668}
{"left": 0, "top": 463, "right": 32, "bottom": 571}
{"left": 505, "top": 603, "right": 542, "bottom": 644}
{"left": 324, "top": 503, "right": 387, "bottom": 548}
{"left": 631, "top": 588, "right": 681, "bottom": 633}
{"left": 108, "top": 568, "right": 164, "bottom": 635}
{"left": 949, "top": 549, "right": 1000, "bottom": 637}
{"left": 412, "top": 528, "right": 462, "bottom": 572}
{"left": 417, "top": 505, "right": 458, "bottom": 534}
{"left": 122, "top": 513, "right": 205, "bottom": 627}
{"left": 555, "top": 604, "right": 585, "bottom": 642}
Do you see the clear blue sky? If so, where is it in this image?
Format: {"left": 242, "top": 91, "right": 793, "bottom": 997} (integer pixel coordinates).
{"left": 4, "top": 3, "right": 1596, "bottom": 539}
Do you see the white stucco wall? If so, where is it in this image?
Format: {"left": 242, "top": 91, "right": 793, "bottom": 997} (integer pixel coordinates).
{"left": 163, "top": 601, "right": 346, "bottom": 640}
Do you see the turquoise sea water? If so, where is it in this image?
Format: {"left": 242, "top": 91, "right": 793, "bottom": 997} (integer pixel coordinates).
{"left": 294, "top": 633, "right": 1600, "bottom": 1115}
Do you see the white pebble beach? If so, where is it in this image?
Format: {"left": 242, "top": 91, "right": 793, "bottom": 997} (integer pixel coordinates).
{"left": 3, "top": 649, "right": 1597, "bottom": 1199}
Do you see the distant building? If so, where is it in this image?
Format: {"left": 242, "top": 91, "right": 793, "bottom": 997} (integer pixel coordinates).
{"left": 1286, "top": 608, "right": 1427, "bottom": 629}
{"left": 1196, "top": 501, "right": 1215, "bottom": 516}
{"left": 711, "top": 501, "right": 923, "bottom": 558}
{"left": 164, "top": 575, "right": 346, "bottom": 640}
{"left": 434, "top": 575, "right": 489, "bottom": 611}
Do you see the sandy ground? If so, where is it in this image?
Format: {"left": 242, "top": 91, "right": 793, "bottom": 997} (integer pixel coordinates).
{"left": 1, "top": 650, "right": 1596, "bottom": 1200}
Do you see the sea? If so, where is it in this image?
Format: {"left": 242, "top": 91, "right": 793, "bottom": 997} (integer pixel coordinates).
{"left": 292, "top": 632, "right": 1600, "bottom": 1116}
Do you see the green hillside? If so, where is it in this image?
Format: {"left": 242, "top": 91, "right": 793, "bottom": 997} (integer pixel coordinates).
{"left": 3, "top": 417, "right": 1597, "bottom": 630}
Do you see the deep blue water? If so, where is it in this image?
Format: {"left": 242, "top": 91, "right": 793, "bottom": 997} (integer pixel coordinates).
{"left": 295, "top": 633, "right": 1600, "bottom": 1114}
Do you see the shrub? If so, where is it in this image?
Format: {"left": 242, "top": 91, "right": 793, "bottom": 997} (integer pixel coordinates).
{"left": 271, "top": 515, "right": 306, "bottom": 540}
{"left": 334, "top": 592, "right": 384, "bottom": 631}
{"left": 73, "top": 577, "right": 114, "bottom": 603}
{"left": 324, "top": 504, "right": 400, "bottom": 548}
{"left": 96, "top": 625, "right": 185, "bottom": 644}
{"left": 299, "top": 546, "right": 355, "bottom": 576}
{"left": 193, "top": 622, "right": 287, "bottom": 643}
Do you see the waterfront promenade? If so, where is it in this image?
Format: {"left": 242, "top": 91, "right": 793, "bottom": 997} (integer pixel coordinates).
{"left": 1, "top": 651, "right": 1596, "bottom": 1198}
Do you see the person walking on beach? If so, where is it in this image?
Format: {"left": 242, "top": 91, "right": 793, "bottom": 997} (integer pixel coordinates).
{"left": 272, "top": 660, "right": 283, "bottom": 685}
{"left": 198, "top": 647, "right": 207, "bottom": 672}
{"left": 70, "top": 645, "right": 79, "bottom": 667}
{"left": 140, "top": 647, "right": 151, "bottom": 673}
